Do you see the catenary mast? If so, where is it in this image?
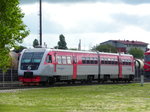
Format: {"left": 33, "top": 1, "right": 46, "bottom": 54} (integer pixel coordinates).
{"left": 39, "top": 0, "right": 42, "bottom": 46}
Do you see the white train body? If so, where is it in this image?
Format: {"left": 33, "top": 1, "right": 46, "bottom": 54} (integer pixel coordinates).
{"left": 18, "top": 48, "right": 135, "bottom": 84}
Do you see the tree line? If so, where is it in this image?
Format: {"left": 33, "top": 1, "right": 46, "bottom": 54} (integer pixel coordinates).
{"left": 31, "top": 35, "right": 144, "bottom": 59}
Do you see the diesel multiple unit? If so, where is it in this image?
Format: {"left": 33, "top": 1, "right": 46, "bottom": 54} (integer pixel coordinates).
{"left": 18, "top": 48, "right": 135, "bottom": 85}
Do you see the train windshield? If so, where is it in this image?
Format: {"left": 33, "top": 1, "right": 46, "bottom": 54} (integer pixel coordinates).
{"left": 21, "top": 52, "right": 44, "bottom": 63}
{"left": 144, "top": 54, "right": 150, "bottom": 62}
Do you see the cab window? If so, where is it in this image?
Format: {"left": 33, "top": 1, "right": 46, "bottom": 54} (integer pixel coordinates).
{"left": 46, "top": 55, "right": 52, "bottom": 63}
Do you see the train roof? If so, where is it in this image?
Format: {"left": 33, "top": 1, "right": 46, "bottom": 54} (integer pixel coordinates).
{"left": 22, "top": 48, "right": 133, "bottom": 57}
{"left": 23, "top": 48, "right": 46, "bottom": 52}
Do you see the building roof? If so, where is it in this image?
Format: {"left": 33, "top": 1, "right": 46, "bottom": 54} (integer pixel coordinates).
{"left": 110, "top": 40, "right": 148, "bottom": 45}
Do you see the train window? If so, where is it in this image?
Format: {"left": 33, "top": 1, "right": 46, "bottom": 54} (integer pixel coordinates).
{"left": 67, "top": 56, "right": 71, "bottom": 64}
{"left": 122, "top": 59, "right": 125, "bottom": 65}
{"left": 62, "top": 56, "right": 67, "bottom": 64}
{"left": 112, "top": 61, "right": 115, "bottom": 64}
{"left": 33, "top": 59, "right": 42, "bottom": 63}
{"left": 114, "top": 59, "right": 118, "bottom": 64}
{"left": 113, "top": 59, "right": 116, "bottom": 65}
{"left": 91, "top": 57, "right": 94, "bottom": 64}
{"left": 82, "top": 57, "right": 98, "bottom": 64}
{"left": 125, "top": 60, "right": 128, "bottom": 65}
{"left": 101, "top": 58, "right": 105, "bottom": 64}
{"left": 108, "top": 58, "right": 111, "bottom": 64}
{"left": 129, "top": 62, "right": 131, "bottom": 65}
{"left": 57, "top": 56, "right": 62, "bottom": 64}
{"left": 122, "top": 59, "right": 131, "bottom": 65}
{"left": 82, "top": 57, "right": 86, "bottom": 64}
{"left": 104, "top": 58, "right": 108, "bottom": 64}
{"left": 21, "top": 52, "right": 44, "bottom": 64}
{"left": 86, "top": 57, "right": 90, "bottom": 64}
{"left": 33, "top": 52, "right": 44, "bottom": 58}
{"left": 145, "top": 55, "right": 150, "bottom": 62}
{"left": 22, "top": 52, "right": 33, "bottom": 58}
{"left": 128, "top": 60, "right": 131, "bottom": 65}
{"left": 94, "top": 57, "right": 98, "bottom": 64}
{"left": 46, "top": 55, "right": 52, "bottom": 63}
{"left": 21, "top": 59, "right": 31, "bottom": 63}
{"left": 73, "top": 56, "right": 77, "bottom": 64}
{"left": 111, "top": 59, "right": 114, "bottom": 65}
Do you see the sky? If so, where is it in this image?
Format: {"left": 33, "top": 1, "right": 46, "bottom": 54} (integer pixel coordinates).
{"left": 20, "top": 0, "right": 150, "bottom": 50}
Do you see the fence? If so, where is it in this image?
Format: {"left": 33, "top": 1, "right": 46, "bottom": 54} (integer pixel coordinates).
{"left": 0, "top": 69, "right": 18, "bottom": 82}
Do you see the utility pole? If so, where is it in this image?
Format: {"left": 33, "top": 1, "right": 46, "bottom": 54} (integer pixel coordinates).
{"left": 39, "top": 0, "right": 42, "bottom": 46}
{"left": 78, "top": 39, "right": 81, "bottom": 51}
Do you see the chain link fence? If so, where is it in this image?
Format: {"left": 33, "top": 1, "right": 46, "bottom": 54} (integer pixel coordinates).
{"left": 0, "top": 69, "right": 19, "bottom": 87}
{"left": 0, "top": 69, "right": 18, "bottom": 81}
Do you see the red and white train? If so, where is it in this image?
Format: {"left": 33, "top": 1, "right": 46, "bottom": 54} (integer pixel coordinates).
{"left": 18, "top": 48, "right": 135, "bottom": 85}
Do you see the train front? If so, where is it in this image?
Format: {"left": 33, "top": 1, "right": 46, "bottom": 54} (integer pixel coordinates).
{"left": 18, "top": 48, "right": 46, "bottom": 85}
{"left": 144, "top": 50, "right": 150, "bottom": 78}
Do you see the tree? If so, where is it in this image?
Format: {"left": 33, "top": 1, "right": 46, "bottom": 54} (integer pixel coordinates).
{"left": 54, "top": 46, "right": 58, "bottom": 49}
{"left": 0, "top": 0, "right": 29, "bottom": 71}
{"left": 57, "top": 34, "right": 68, "bottom": 49}
{"left": 13, "top": 45, "right": 27, "bottom": 53}
{"left": 69, "top": 48, "right": 78, "bottom": 50}
{"left": 91, "top": 44, "right": 117, "bottom": 53}
{"left": 33, "top": 39, "right": 39, "bottom": 48}
{"left": 128, "top": 48, "right": 144, "bottom": 59}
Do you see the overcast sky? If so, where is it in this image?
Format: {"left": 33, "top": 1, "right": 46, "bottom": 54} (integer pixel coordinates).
{"left": 20, "top": 0, "right": 150, "bottom": 50}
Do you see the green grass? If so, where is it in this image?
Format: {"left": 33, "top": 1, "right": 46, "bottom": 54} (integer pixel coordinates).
{"left": 0, "top": 83, "right": 150, "bottom": 112}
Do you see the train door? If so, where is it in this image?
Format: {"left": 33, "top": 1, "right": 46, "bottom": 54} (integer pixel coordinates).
{"left": 118, "top": 56, "right": 122, "bottom": 78}
{"left": 54, "top": 52, "right": 57, "bottom": 72}
{"left": 72, "top": 56, "right": 77, "bottom": 79}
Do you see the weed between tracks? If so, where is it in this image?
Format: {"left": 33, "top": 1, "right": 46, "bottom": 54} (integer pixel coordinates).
{"left": 0, "top": 83, "right": 150, "bottom": 112}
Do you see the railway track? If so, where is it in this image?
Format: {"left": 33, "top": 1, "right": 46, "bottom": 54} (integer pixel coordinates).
{"left": 1, "top": 76, "right": 150, "bottom": 90}
{"left": 0, "top": 80, "right": 142, "bottom": 91}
